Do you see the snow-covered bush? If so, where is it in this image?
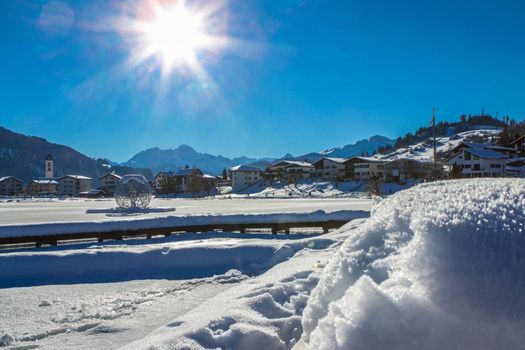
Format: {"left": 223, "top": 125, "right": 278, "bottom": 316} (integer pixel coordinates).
{"left": 302, "top": 179, "right": 525, "bottom": 350}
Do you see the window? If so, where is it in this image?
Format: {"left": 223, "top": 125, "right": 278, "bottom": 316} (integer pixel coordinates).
{"left": 473, "top": 164, "right": 480, "bottom": 171}
{"left": 464, "top": 152, "right": 471, "bottom": 161}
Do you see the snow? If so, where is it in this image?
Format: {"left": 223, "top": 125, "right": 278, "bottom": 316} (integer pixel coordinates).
{"left": 301, "top": 178, "right": 525, "bottom": 349}
{"left": 120, "top": 174, "right": 148, "bottom": 185}
{"left": 379, "top": 129, "right": 501, "bottom": 161}
{"left": 0, "top": 209, "right": 368, "bottom": 238}
{"left": 0, "top": 218, "right": 368, "bottom": 349}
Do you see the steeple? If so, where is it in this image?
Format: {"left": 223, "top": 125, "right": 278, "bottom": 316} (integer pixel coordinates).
{"left": 45, "top": 154, "right": 54, "bottom": 178}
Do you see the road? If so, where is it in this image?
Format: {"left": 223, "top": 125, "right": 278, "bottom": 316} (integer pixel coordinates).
{"left": 0, "top": 197, "right": 373, "bottom": 226}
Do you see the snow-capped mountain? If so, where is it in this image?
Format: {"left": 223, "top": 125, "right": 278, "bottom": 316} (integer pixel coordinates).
{"left": 124, "top": 145, "right": 275, "bottom": 176}
{"left": 289, "top": 135, "right": 395, "bottom": 162}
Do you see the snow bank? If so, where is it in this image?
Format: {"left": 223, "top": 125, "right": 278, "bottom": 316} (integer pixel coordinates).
{"left": 0, "top": 210, "right": 368, "bottom": 238}
{"left": 302, "top": 178, "right": 525, "bottom": 349}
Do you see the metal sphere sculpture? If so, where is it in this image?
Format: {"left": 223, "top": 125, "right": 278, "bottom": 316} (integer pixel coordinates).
{"left": 115, "top": 174, "right": 152, "bottom": 209}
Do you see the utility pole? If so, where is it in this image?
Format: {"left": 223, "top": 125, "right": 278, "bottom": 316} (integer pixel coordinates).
{"left": 432, "top": 107, "right": 437, "bottom": 168}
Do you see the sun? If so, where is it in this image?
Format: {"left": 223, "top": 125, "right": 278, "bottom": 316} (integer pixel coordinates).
{"left": 141, "top": 2, "right": 207, "bottom": 66}
{"left": 119, "top": 0, "right": 225, "bottom": 76}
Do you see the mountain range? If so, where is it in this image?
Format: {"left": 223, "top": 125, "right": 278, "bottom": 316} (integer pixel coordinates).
{"left": 0, "top": 127, "right": 152, "bottom": 184}
{"left": 0, "top": 126, "right": 395, "bottom": 181}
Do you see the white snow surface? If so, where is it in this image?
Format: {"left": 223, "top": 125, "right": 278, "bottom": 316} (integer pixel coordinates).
{"left": 379, "top": 129, "right": 501, "bottom": 161}
{"left": 302, "top": 178, "right": 525, "bottom": 350}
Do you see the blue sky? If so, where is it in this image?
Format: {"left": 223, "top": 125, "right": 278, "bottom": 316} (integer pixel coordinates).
{"left": 2, "top": 0, "right": 525, "bottom": 162}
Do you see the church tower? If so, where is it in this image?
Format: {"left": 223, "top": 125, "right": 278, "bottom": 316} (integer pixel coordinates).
{"left": 45, "top": 154, "right": 54, "bottom": 178}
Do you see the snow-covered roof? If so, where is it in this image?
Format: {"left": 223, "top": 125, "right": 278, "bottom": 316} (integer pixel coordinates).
{"left": 230, "top": 164, "right": 265, "bottom": 172}
{"left": 60, "top": 175, "right": 92, "bottom": 180}
{"left": 322, "top": 157, "right": 347, "bottom": 164}
{"left": 99, "top": 172, "right": 121, "bottom": 180}
{"left": 271, "top": 160, "right": 314, "bottom": 168}
{"left": 0, "top": 176, "right": 23, "bottom": 183}
{"left": 32, "top": 179, "right": 58, "bottom": 185}
{"left": 156, "top": 169, "right": 202, "bottom": 177}
{"left": 203, "top": 174, "right": 218, "bottom": 179}
{"left": 463, "top": 148, "right": 508, "bottom": 159}
{"left": 346, "top": 156, "right": 384, "bottom": 163}
{"left": 461, "top": 142, "right": 514, "bottom": 152}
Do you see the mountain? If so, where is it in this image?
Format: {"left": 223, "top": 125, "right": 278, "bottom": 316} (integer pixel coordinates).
{"left": 288, "top": 135, "right": 395, "bottom": 162}
{"left": 124, "top": 145, "right": 275, "bottom": 176}
{"left": 0, "top": 127, "right": 153, "bottom": 184}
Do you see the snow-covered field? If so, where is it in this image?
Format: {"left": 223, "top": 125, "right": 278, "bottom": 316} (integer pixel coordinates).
{"left": 0, "top": 197, "right": 372, "bottom": 226}
{"left": 2, "top": 178, "right": 525, "bottom": 349}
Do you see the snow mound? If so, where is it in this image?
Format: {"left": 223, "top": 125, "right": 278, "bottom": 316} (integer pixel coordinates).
{"left": 302, "top": 178, "right": 525, "bottom": 350}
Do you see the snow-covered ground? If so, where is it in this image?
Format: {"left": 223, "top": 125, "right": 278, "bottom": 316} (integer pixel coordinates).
{"left": 379, "top": 129, "right": 501, "bottom": 161}
{"left": 2, "top": 178, "right": 524, "bottom": 349}
{"left": 0, "top": 197, "right": 372, "bottom": 226}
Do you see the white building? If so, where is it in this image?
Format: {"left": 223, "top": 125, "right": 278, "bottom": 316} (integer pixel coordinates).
{"left": 349, "top": 157, "right": 385, "bottom": 179}
{"left": 230, "top": 165, "right": 265, "bottom": 191}
{"left": 59, "top": 175, "right": 92, "bottom": 196}
{"left": 312, "top": 158, "right": 346, "bottom": 179}
{"left": 267, "top": 161, "right": 314, "bottom": 179}
{"left": 99, "top": 172, "right": 122, "bottom": 195}
{"left": 448, "top": 148, "right": 507, "bottom": 177}
{"left": 0, "top": 176, "right": 24, "bottom": 196}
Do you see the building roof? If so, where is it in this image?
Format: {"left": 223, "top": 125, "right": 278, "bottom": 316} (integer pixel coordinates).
{"left": 344, "top": 156, "right": 385, "bottom": 164}
{"left": 0, "top": 176, "right": 23, "bottom": 183}
{"left": 270, "top": 160, "right": 314, "bottom": 168}
{"left": 32, "top": 179, "right": 58, "bottom": 185}
{"left": 460, "top": 142, "right": 515, "bottom": 152}
{"left": 99, "top": 172, "right": 122, "bottom": 180}
{"left": 463, "top": 148, "right": 508, "bottom": 159}
{"left": 203, "top": 174, "right": 218, "bottom": 179}
{"left": 230, "top": 164, "right": 265, "bottom": 172}
{"left": 156, "top": 168, "right": 203, "bottom": 178}
{"left": 46, "top": 153, "right": 53, "bottom": 161}
{"left": 59, "top": 175, "right": 92, "bottom": 180}
{"left": 313, "top": 157, "right": 347, "bottom": 166}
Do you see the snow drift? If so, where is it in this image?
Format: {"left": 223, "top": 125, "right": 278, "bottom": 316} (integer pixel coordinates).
{"left": 302, "top": 178, "right": 525, "bottom": 350}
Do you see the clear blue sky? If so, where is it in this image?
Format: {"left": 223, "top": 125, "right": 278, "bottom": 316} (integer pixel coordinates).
{"left": 2, "top": 0, "right": 525, "bottom": 162}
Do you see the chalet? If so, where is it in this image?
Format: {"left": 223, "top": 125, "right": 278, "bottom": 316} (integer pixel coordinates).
{"left": 58, "top": 175, "right": 92, "bottom": 196}
{"left": 0, "top": 176, "right": 24, "bottom": 196}
{"left": 99, "top": 172, "right": 122, "bottom": 195}
{"left": 383, "top": 158, "right": 436, "bottom": 182}
{"left": 230, "top": 165, "right": 265, "bottom": 191}
{"left": 506, "top": 158, "right": 525, "bottom": 177}
{"left": 509, "top": 135, "right": 525, "bottom": 157}
{"left": 154, "top": 168, "right": 204, "bottom": 194}
{"left": 267, "top": 160, "right": 314, "bottom": 180}
{"left": 447, "top": 148, "right": 507, "bottom": 178}
{"left": 311, "top": 158, "right": 346, "bottom": 179}
{"left": 342, "top": 157, "right": 385, "bottom": 180}
{"left": 451, "top": 142, "right": 516, "bottom": 157}
{"left": 26, "top": 179, "right": 58, "bottom": 195}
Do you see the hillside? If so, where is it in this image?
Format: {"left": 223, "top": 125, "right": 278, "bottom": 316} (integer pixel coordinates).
{"left": 379, "top": 129, "right": 501, "bottom": 161}
{"left": 0, "top": 127, "right": 153, "bottom": 184}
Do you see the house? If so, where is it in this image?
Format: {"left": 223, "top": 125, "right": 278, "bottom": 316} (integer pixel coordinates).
{"left": 447, "top": 148, "right": 507, "bottom": 178}
{"left": 383, "top": 158, "right": 437, "bottom": 182}
{"left": 26, "top": 179, "right": 58, "bottom": 195}
{"left": 506, "top": 158, "right": 525, "bottom": 177}
{"left": 58, "top": 175, "right": 92, "bottom": 196}
{"left": 509, "top": 135, "right": 525, "bottom": 157}
{"left": 311, "top": 158, "right": 346, "bottom": 179}
{"left": 342, "top": 157, "right": 385, "bottom": 180}
{"left": 230, "top": 165, "right": 265, "bottom": 191}
{"left": 267, "top": 160, "right": 314, "bottom": 180}
{"left": 154, "top": 168, "right": 204, "bottom": 194}
{"left": 0, "top": 176, "right": 24, "bottom": 196}
{"left": 451, "top": 142, "right": 516, "bottom": 157}
{"left": 99, "top": 172, "right": 122, "bottom": 195}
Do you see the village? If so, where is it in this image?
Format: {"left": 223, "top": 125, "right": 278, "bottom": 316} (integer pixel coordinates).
{"left": 1, "top": 133, "right": 525, "bottom": 198}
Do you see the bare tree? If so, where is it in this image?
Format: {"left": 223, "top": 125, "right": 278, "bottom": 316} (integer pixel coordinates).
{"left": 115, "top": 174, "right": 152, "bottom": 209}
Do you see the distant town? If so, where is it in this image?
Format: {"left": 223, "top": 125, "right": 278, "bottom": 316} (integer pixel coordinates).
{"left": 1, "top": 131, "right": 524, "bottom": 198}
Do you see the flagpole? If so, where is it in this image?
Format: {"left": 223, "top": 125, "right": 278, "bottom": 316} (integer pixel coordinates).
{"left": 432, "top": 107, "right": 436, "bottom": 168}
